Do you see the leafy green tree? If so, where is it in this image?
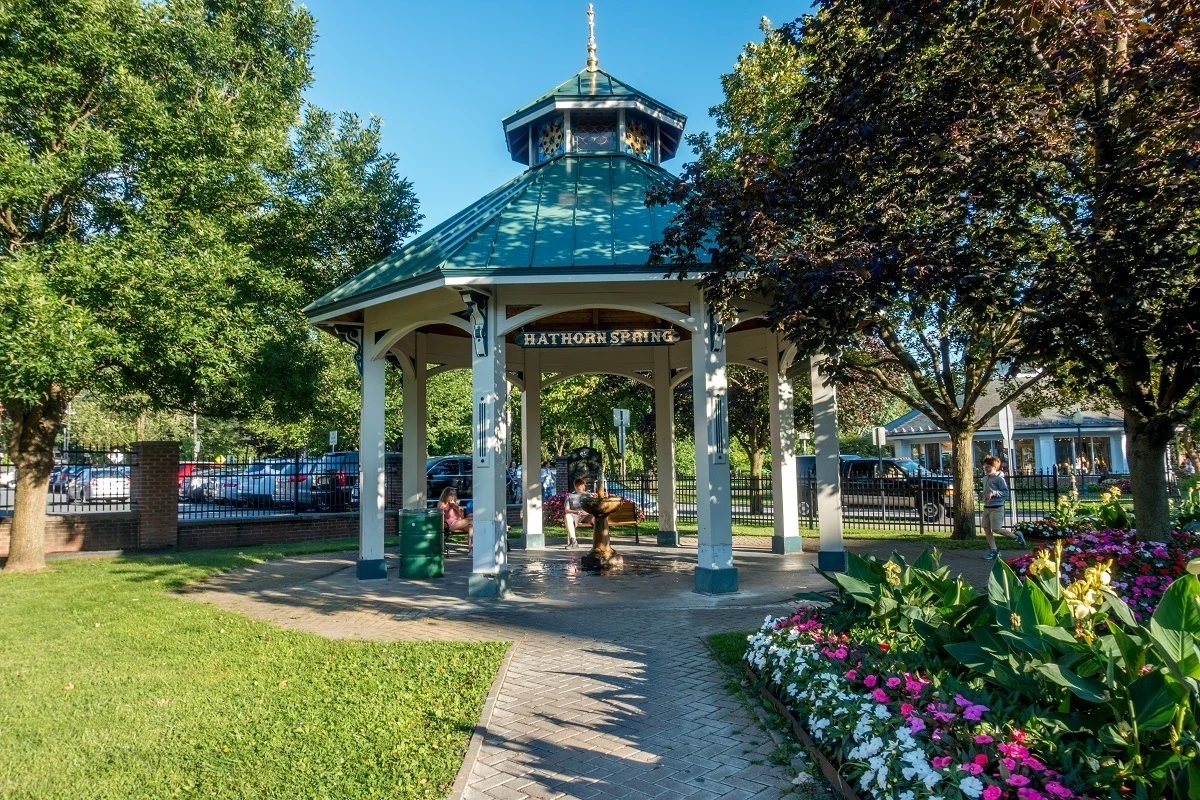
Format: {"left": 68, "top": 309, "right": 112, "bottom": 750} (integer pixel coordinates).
{"left": 654, "top": 8, "right": 1051, "bottom": 539}
{"left": 0, "top": 0, "right": 401, "bottom": 571}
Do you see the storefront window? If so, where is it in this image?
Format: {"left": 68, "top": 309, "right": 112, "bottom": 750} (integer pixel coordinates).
{"left": 1014, "top": 439, "right": 1036, "bottom": 473}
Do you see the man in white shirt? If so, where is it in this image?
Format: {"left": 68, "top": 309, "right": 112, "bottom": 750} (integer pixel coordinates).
{"left": 563, "top": 477, "right": 593, "bottom": 549}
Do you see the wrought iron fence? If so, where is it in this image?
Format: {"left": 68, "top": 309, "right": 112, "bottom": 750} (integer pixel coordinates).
{"left": 0, "top": 446, "right": 134, "bottom": 515}
{"left": 177, "top": 451, "right": 361, "bottom": 520}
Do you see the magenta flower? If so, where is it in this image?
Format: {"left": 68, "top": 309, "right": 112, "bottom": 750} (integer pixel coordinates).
{"left": 844, "top": 669, "right": 857, "bottom": 681}
{"left": 900, "top": 702, "right": 914, "bottom": 717}
{"left": 963, "top": 703, "right": 989, "bottom": 721}
{"left": 864, "top": 674, "right": 878, "bottom": 688}
{"left": 871, "top": 688, "right": 889, "bottom": 703}
{"left": 975, "top": 734, "right": 994, "bottom": 744}
{"left": 1007, "top": 774, "right": 1031, "bottom": 787}
{"left": 908, "top": 717, "right": 926, "bottom": 733}
{"left": 983, "top": 786, "right": 1003, "bottom": 800}
{"left": 960, "top": 762, "right": 984, "bottom": 776}
{"left": 932, "top": 755, "right": 953, "bottom": 769}
{"left": 886, "top": 676, "right": 902, "bottom": 689}
{"left": 1043, "top": 781, "right": 1073, "bottom": 798}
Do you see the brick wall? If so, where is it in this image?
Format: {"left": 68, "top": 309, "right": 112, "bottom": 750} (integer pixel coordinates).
{"left": 177, "top": 513, "right": 360, "bottom": 550}
{"left": 555, "top": 456, "right": 569, "bottom": 494}
{"left": 131, "top": 441, "right": 179, "bottom": 549}
{"left": 0, "top": 513, "right": 139, "bottom": 557}
{"left": 385, "top": 453, "right": 403, "bottom": 510}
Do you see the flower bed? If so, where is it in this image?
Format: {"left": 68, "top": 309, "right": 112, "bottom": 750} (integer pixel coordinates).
{"left": 746, "top": 546, "right": 1200, "bottom": 799}
{"left": 749, "top": 608, "right": 1090, "bottom": 800}
{"left": 1011, "top": 518, "right": 1092, "bottom": 541}
{"left": 1007, "top": 529, "right": 1200, "bottom": 621}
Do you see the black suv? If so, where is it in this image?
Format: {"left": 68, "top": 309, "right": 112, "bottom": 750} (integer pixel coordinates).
{"left": 426, "top": 455, "right": 473, "bottom": 502}
{"left": 798, "top": 455, "right": 954, "bottom": 522}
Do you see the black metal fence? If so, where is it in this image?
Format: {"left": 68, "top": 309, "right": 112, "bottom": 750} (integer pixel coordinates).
{"left": 178, "top": 451, "right": 361, "bottom": 520}
{"left": 0, "top": 446, "right": 135, "bottom": 515}
{"left": 605, "top": 468, "right": 1161, "bottom": 534}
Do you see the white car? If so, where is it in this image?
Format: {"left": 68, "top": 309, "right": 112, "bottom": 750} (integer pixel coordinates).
{"left": 68, "top": 467, "right": 130, "bottom": 503}
{"left": 0, "top": 466, "right": 15, "bottom": 488}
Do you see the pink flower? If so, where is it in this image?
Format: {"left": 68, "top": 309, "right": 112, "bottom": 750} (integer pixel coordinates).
{"left": 960, "top": 762, "right": 984, "bottom": 776}
{"left": 974, "top": 754, "right": 990, "bottom": 767}
{"left": 955, "top": 693, "right": 972, "bottom": 708}
{"left": 908, "top": 717, "right": 926, "bottom": 733}
{"left": 1012, "top": 730, "right": 1027, "bottom": 743}
{"left": 1017, "top": 789, "right": 1046, "bottom": 800}
{"left": 872, "top": 688, "right": 889, "bottom": 703}
{"left": 975, "top": 734, "right": 994, "bottom": 744}
{"left": 886, "top": 676, "right": 902, "bottom": 689}
{"left": 900, "top": 703, "right": 914, "bottom": 717}
{"left": 963, "top": 703, "right": 989, "bottom": 721}
{"left": 933, "top": 727, "right": 944, "bottom": 741}
{"left": 864, "top": 675, "right": 878, "bottom": 688}
{"left": 983, "top": 786, "right": 1003, "bottom": 800}
{"left": 1007, "top": 774, "right": 1031, "bottom": 787}
{"left": 1043, "top": 781, "right": 1073, "bottom": 799}
{"left": 932, "top": 756, "right": 953, "bottom": 769}
{"left": 1024, "top": 757, "right": 1046, "bottom": 772}
{"left": 844, "top": 669, "right": 858, "bottom": 681}
{"left": 1002, "top": 757, "right": 1017, "bottom": 772}
{"left": 999, "top": 742, "right": 1030, "bottom": 759}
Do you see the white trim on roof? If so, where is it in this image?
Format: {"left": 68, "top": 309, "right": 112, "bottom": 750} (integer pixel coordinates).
{"left": 504, "top": 99, "right": 685, "bottom": 134}
{"left": 307, "top": 275, "right": 448, "bottom": 323}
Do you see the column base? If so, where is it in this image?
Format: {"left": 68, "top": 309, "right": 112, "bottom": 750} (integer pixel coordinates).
{"left": 817, "top": 550, "right": 847, "bottom": 572}
{"left": 772, "top": 535, "right": 802, "bottom": 554}
{"left": 356, "top": 558, "right": 387, "bottom": 580}
{"left": 468, "top": 570, "right": 511, "bottom": 598}
{"left": 517, "top": 531, "right": 545, "bottom": 550}
{"left": 656, "top": 529, "right": 679, "bottom": 547}
{"left": 694, "top": 566, "right": 738, "bottom": 595}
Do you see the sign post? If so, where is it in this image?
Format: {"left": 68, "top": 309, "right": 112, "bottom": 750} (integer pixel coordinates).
{"left": 328, "top": 430, "right": 338, "bottom": 453}
{"left": 613, "top": 408, "right": 630, "bottom": 484}
{"left": 997, "top": 404, "right": 1017, "bottom": 528}
{"left": 872, "top": 426, "right": 888, "bottom": 523}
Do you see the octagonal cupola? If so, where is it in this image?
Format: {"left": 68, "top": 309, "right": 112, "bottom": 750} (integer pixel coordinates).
{"left": 501, "top": 5, "right": 687, "bottom": 168}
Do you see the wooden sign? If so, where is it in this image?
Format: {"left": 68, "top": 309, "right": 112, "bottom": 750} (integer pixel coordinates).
{"left": 516, "top": 329, "right": 681, "bottom": 348}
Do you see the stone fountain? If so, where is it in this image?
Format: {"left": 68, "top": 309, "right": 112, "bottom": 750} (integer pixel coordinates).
{"left": 579, "top": 472, "right": 625, "bottom": 571}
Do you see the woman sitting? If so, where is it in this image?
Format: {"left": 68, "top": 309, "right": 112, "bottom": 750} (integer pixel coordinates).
{"left": 438, "top": 488, "right": 473, "bottom": 552}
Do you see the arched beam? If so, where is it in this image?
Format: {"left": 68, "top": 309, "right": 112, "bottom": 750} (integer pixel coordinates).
{"left": 499, "top": 301, "right": 697, "bottom": 336}
{"left": 542, "top": 369, "right": 655, "bottom": 391}
{"left": 371, "top": 316, "right": 472, "bottom": 363}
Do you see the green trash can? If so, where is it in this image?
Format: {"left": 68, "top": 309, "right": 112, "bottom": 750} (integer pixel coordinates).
{"left": 397, "top": 508, "right": 444, "bottom": 579}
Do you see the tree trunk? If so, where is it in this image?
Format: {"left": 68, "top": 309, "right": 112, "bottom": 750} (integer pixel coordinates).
{"left": 1125, "top": 410, "right": 1175, "bottom": 542}
{"left": 5, "top": 396, "right": 65, "bottom": 572}
{"left": 749, "top": 448, "right": 766, "bottom": 514}
{"left": 948, "top": 426, "right": 978, "bottom": 540}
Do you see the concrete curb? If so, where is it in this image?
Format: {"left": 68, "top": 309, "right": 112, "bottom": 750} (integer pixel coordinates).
{"left": 450, "top": 641, "right": 516, "bottom": 800}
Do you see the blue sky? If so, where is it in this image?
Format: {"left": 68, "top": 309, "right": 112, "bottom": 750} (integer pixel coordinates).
{"left": 301, "top": 1, "right": 815, "bottom": 231}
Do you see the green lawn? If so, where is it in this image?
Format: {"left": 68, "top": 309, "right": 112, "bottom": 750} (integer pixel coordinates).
{"left": 0, "top": 541, "right": 506, "bottom": 800}
{"left": 707, "top": 631, "right": 755, "bottom": 669}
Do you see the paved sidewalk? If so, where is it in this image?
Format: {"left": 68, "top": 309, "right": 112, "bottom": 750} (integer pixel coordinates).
{"left": 184, "top": 540, "right": 998, "bottom": 799}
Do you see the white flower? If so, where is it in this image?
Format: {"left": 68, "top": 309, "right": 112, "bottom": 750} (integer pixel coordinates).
{"left": 923, "top": 770, "right": 943, "bottom": 789}
{"left": 959, "top": 776, "right": 984, "bottom": 798}
{"left": 899, "top": 792, "right": 915, "bottom": 800}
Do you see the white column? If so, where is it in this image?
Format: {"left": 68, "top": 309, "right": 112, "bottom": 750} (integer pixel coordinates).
{"left": 1036, "top": 434, "right": 1056, "bottom": 474}
{"left": 358, "top": 341, "right": 387, "bottom": 580}
{"left": 468, "top": 291, "right": 510, "bottom": 597}
{"left": 653, "top": 345, "right": 678, "bottom": 546}
{"left": 769, "top": 335, "right": 800, "bottom": 554}
{"left": 520, "top": 349, "right": 544, "bottom": 548}
{"left": 810, "top": 354, "right": 845, "bottom": 571}
{"left": 402, "top": 334, "right": 428, "bottom": 510}
{"left": 692, "top": 301, "right": 737, "bottom": 593}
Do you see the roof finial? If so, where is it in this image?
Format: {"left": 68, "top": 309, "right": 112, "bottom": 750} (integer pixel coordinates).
{"left": 586, "top": 4, "right": 599, "bottom": 72}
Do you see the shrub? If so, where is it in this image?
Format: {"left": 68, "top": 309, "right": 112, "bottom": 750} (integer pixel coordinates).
{"left": 753, "top": 546, "right": 1200, "bottom": 798}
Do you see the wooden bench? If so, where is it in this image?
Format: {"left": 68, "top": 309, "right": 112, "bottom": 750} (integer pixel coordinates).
{"left": 607, "top": 499, "right": 641, "bottom": 542}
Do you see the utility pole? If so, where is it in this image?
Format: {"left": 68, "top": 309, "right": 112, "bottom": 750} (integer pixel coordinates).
{"left": 192, "top": 413, "right": 200, "bottom": 462}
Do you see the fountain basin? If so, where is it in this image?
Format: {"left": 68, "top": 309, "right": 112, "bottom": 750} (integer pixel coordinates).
{"left": 578, "top": 493, "right": 626, "bottom": 571}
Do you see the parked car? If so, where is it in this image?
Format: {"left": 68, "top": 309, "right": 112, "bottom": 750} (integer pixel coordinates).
{"left": 205, "top": 468, "right": 242, "bottom": 505}
{"left": 49, "top": 464, "right": 84, "bottom": 493}
{"left": 180, "top": 466, "right": 221, "bottom": 503}
{"left": 306, "top": 451, "right": 361, "bottom": 512}
{"left": 426, "top": 455, "right": 472, "bottom": 502}
{"left": 236, "top": 461, "right": 291, "bottom": 508}
{"left": 600, "top": 478, "right": 658, "bottom": 517}
{"left": 177, "top": 462, "right": 216, "bottom": 496}
{"left": 67, "top": 466, "right": 130, "bottom": 503}
{"left": 797, "top": 455, "right": 952, "bottom": 522}
{"left": 0, "top": 465, "right": 15, "bottom": 489}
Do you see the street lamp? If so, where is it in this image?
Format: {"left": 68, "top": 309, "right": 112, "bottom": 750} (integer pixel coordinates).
{"left": 1071, "top": 410, "right": 1085, "bottom": 474}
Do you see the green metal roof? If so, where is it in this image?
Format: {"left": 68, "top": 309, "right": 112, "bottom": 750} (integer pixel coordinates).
{"left": 305, "top": 153, "right": 705, "bottom": 319}
{"left": 503, "top": 68, "right": 686, "bottom": 128}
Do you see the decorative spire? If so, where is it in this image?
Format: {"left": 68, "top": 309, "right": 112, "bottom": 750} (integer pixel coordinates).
{"left": 586, "top": 4, "right": 598, "bottom": 72}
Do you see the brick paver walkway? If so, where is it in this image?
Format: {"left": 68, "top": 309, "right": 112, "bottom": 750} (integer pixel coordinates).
{"left": 184, "top": 540, "right": 996, "bottom": 799}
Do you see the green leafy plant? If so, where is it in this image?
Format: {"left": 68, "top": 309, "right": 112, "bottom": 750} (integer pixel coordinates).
{"left": 1174, "top": 476, "right": 1200, "bottom": 533}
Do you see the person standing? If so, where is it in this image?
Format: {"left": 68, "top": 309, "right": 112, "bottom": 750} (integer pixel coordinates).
{"left": 981, "top": 455, "right": 1025, "bottom": 560}
{"left": 539, "top": 460, "right": 555, "bottom": 499}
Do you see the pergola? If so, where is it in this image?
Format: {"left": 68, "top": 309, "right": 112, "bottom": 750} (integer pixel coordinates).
{"left": 305, "top": 25, "right": 845, "bottom": 597}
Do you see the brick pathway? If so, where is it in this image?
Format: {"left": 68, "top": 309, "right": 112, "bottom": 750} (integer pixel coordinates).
{"left": 184, "top": 540, "right": 998, "bottom": 799}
